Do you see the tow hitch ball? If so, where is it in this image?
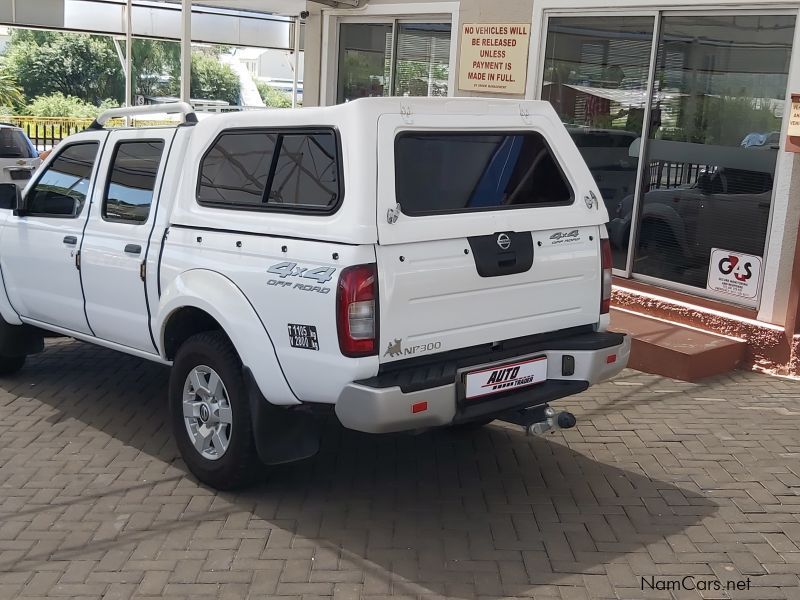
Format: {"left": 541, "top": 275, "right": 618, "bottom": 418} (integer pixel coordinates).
{"left": 499, "top": 403, "right": 577, "bottom": 436}
{"left": 527, "top": 407, "right": 577, "bottom": 436}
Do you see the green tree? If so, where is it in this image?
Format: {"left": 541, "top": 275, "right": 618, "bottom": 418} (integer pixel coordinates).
{"left": 4, "top": 30, "right": 123, "bottom": 104}
{"left": 0, "top": 69, "right": 23, "bottom": 108}
{"left": 132, "top": 39, "right": 180, "bottom": 98}
{"left": 187, "top": 52, "right": 240, "bottom": 105}
{"left": 255, "top": 81, "right": 292, "bottom": 108}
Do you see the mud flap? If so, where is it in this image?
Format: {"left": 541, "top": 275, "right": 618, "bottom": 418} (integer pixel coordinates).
{"left": 0, "top": 319, "right": 43, "bottom": 357}
{"left": 244, "top": 368, "right": 321, "bottom": 465}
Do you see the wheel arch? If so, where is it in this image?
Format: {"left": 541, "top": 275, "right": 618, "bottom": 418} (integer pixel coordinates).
{"left": 156, "top": 269, "right": 299, "bottom": 405}
{"left": 639, "top": 203, "right": 689, "bottom": 253}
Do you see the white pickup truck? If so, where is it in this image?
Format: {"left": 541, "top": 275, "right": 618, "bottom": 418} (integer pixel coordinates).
{"left": 0, "top": 99, "right": 629, "bottom": 489}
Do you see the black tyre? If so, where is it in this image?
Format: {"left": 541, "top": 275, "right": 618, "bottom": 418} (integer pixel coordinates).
{"left": 169, "top": 331, "right": 261, "bottom": 490}
{"left": 0, "top": 355, "right": 25, "bottom": 375}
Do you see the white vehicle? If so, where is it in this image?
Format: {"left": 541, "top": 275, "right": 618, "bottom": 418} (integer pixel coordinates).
{"left": 0, "top": 99, "right": 629, "bottom": 489}
{"left": 0, "top": 124, "right": 40, "bottom": 188}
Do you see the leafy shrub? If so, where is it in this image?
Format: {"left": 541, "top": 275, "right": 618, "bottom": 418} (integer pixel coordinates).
{"left": 24, "top": 93, "right": 119, "bottom": 118}
{"left": 256, "top": 81, "right": 292, "bottom": 108}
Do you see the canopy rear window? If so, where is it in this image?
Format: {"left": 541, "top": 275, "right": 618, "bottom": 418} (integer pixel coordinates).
{"left": 395, "top": 131, "right": 573, "bottom": 216}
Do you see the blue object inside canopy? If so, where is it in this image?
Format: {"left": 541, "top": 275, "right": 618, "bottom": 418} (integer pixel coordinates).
{"left": 467, "top": 135, "right": 523, "bottom": 208}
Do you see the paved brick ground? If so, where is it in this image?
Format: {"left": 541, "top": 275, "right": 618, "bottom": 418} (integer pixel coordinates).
{"left": 0, "top": 340, "right": 800, "bottom": 599}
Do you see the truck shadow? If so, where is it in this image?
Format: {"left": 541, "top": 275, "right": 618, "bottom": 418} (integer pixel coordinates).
{"left": 0, "top": 340, "right": 717, "bottom": 597}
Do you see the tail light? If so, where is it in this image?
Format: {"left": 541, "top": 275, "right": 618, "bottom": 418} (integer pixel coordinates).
{"left": 600, "top": 238, "right": 612, "bottom": 314}
{"left": 336, "top": 263, "right": 378, "bottom": 357}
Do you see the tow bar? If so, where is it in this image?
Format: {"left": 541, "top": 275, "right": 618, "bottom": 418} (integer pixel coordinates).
{"left": 498, "top": 403, "right": 577, "bottom": 436}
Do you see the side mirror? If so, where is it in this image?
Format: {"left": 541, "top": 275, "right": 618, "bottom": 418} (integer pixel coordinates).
{"left": 0, "top": 183, "right": 20, "bottom": 211}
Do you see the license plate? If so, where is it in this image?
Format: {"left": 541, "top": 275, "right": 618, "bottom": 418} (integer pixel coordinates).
{"left": 464, "top": 356, "right": 547, "bottom": 400}
{"left": 9, "top": 169, "right": 30, "bottom": 181}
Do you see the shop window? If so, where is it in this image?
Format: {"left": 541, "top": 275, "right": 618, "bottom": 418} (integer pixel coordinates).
{"left": 633, "top": 15, "right": 795, "bottom": 297}
{"left": 337, "top": 21, "right": 451, "bottom": 103}
{"left": 542, "top": 16, "right": 655, "bottom": 270}
{"left": 542, "top": 12, "right": 796, "bottom": 306}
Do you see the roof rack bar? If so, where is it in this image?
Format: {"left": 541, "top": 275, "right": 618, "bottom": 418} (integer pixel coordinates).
{"left": 88, "top": 102, "right": 197, "bottom": 129}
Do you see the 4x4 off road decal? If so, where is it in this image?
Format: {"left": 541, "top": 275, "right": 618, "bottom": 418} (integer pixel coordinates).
{"left": 267, "top": 262, "right": 336, "bottom": 294}
{"left": 548, "top": 229, "right": 581, "bottom": 246}
{"left": 383, "top": 338, "right": 442, "bottom": 358}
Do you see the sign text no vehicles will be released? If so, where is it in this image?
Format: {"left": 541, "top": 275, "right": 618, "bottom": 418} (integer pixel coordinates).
{"left": 458, "top": 23, "right": 531, "bottom": 95}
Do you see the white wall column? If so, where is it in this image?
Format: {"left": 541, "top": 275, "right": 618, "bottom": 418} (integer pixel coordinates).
{"left": 125, "top": 0, "right": 133, "bottom": 124}
{"left": 180, "top": 0, "right": 192, "bottom": 103}
{"left": 292, "top": 17, "right": 300, "bottom": 108}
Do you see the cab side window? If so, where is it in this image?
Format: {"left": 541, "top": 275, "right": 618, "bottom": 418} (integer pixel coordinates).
{"left": 103, "top": 140, "right": 165, "bottom": 224}
{"left": 27, "top": 142, "right": 100, "bottom": 217}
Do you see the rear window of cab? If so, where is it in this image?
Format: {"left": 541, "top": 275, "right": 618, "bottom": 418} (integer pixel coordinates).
{"left": 394, "top": 131, "right": 574, "bottom": 216}
{"left": 197, "top": 127, "right": 342, "bottom": 214}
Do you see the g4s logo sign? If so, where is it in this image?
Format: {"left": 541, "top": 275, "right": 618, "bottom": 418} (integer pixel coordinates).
{"left": 718, "top": 255, "right": 753, "bottom": 282}
{"left": 707, "top": 248, "right": 762, "bottom": 300}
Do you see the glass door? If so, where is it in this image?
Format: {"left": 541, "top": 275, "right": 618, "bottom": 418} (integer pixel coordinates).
{"left": 337, "top": 23, "right": 393, "bottom": 102}
{"left": 632, "top": 14, "right": 795, "bottom": 306}
{"left": 336, "top": 20, "right": 452, "bottom": 103}
{"left": 541, "top": 10, "right": 796, "bottom": 306}
{"left": 541, "top": 15, "right": 656, "bottom": 271}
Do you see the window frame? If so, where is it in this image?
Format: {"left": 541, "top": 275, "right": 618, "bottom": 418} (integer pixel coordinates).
{"left": 24, "top": 141, "right": 100, "bottom": 219}
{"left": 101, "top": 138, "right": 166, "bottom": 226}
{"left": 195, "top": 126, "right": 345, "bottom": 216}
{"left": 393, "top": 129, "right": 575, "bottom": 217}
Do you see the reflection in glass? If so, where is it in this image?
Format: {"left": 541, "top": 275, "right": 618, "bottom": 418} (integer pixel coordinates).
{"left": 624, "top": 15, "right": 795, "bottom": 294}
{"left": 28, "top": 143, "right": 98, "bottom": 216}
{"left": 105, "top": 141, "right": 164, "bottom": 224}
{"left": 337, "top": 23, "right": 393, "bottom": 103}
{"left": 542, "top": 16, "right": 655, "bottom": 269}
{"left": 393, "top": 23, "right": 451, "bottom": 97}
{"left": 337, "top": 22, "right": 451, "bottom": 103}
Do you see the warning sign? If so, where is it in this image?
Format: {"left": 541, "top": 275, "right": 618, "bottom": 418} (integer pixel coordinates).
{"left": 789, "top": 100, "right": 800, "bottom": 137}
{"left": 706, "top": 248, "right": 762, "bottom": 300}
{"left": 457, "top": 23, "right": 530, "bottom": 95}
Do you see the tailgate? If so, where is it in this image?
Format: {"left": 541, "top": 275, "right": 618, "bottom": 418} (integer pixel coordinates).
{"left": 375, "top": 103, "right": 607, "bottom": 363}
{"left": 376, "top": 227, "right": 601, "bottom": 361}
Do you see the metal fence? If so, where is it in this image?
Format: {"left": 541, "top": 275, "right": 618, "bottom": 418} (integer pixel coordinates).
{"left": 648, "top": 160, "right": 707, "bottom": 190}
{"left": 0, "top": 116, "right": 178, "bottom": 151}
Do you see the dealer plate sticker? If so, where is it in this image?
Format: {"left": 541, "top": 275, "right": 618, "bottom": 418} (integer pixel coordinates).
{"left": 287, "top": 324, "right": 319, "bottom": 351}
{"left": 465, "top": 356, "right": 547, "bottom": 400}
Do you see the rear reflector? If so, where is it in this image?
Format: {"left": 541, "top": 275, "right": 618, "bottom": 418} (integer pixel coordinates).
{"left": 412, "top": 401, "right": 428, "bottom": 414}
{"left": 606, "top": 354, "right": 617, "bottom": 364}
{"left": 336, "top": 264, "right": 378, "bottom": 357}
{"left": 600, "top": 238, "right": 612, "bottom": 314}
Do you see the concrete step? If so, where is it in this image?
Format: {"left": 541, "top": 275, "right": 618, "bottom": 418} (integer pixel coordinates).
{"left": 609, "top": 308, "right": 747, "bottom": 381}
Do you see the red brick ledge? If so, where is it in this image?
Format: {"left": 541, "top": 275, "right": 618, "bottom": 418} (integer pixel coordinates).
{"left": 612, "top": 286, "right": 792, "bottom": 375}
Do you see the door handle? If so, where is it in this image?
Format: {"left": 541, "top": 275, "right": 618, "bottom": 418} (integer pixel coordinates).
{"left": 63, "top": 235, "right": 77, "bottom": 245}
{"left": 124, "top": 243, "right": 142, "bottom": 255}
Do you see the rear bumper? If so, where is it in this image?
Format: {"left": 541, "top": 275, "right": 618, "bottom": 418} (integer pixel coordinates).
{"left": 335, "top": 331, "right": 630, "bottom": 434}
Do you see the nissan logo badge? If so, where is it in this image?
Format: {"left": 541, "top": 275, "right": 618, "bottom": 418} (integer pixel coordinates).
{"left": 497, "top": 233, "right": 511, "bottom": 250}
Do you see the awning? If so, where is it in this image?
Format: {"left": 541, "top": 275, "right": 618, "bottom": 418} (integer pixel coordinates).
{"left": 0, "top": 0, "right": 301, "bottom": 48}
